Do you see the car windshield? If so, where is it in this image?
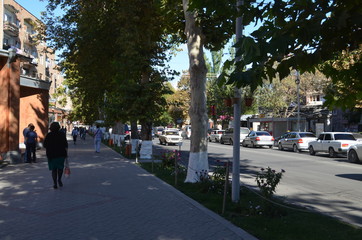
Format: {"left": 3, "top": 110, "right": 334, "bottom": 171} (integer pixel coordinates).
{"left": 240, "top": 128, "right": 249, "bottom": 134}
{"left": 299, "top": 133, "right": 316, "bottom": 138}
{"left": 334, "top": 134, "right": 355, "bottom": 140}
{"left": 166, "top": 131, "right": 178, "bottom": 135}
{"left": 256, "top": 131, "right": 271, "bottom": 136}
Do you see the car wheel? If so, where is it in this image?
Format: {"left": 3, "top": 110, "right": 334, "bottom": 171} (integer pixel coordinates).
{"left": 293, "top": 144, "right": 300, "bottom": 153}
{"left": 278, "top": 143, "right": 283, "bottom": 150}
{"left": 348, "top": 149, "right": 360, "bottom": 163}
{"left": 220, "top": 138, "right": 224, "bottom": 144}
{"left": 159, "top": 139, "right": 163, "bottom": 145}
{"left": 328, "top": 147, "right": 336, "bottom": 158}
{"left": 269, "top": 145, "right": 273, "bottom": 149}
{"left": 242, "top": 141, "right": 247, "bottom": 147}
{"left": 208, "top": 137, "right": 211, "bottom": 142}
{"left": 251, "top": 142, "right": 256, "bottom": 148}
{"left": 309, "top": 146, "right": 315, "bottom": 155}
{"left": 230, "top": 139, "right": 233, "bottom": 145}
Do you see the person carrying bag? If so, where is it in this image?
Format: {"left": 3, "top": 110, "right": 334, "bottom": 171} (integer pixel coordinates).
{"left": 43, "top": 122, "right": 68, "bottom": 189}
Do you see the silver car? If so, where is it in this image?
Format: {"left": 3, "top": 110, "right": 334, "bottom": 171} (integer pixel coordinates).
{"left": 277, "top": 132, "right": 317, "bottom": 152}
{"left": 220, "top": 127, "right": 250, "bottom": 145}
{"left": 208, "top": 130, "right": 225, "bottom": 142}
{"left": 242, "top": 131, "right": 274, "bottom": 148}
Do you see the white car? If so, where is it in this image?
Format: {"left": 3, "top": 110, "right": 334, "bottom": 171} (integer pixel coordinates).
{"left": 159, "top": 129, "right": 183, "bottom": 145}
{"left": 308, "top": 132, "right": 362, "bottom": 157}
{"left": 208, "top": 130, "right": 225, "bottom": 142}
{"left": 347, "top": 144, "right": 362, "bottom": 163}
{"left": 181, "top": 125, "right": 191, "bottom": 139}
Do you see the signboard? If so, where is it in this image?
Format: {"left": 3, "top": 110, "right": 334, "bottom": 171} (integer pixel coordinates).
{"left": 140, "top": 140, "right": 153, "bottom": 159}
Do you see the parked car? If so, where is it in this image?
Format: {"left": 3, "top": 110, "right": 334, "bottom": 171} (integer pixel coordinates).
{"left": 274, "top": 132, "right": 289, "bottom": 147}
{"left": 242, "top": 131, "right": 274, "bottom": 148}
{"left": 277, "top": 132, "right": 317, "bottom": 152}
{"left": 347, "top": 144, "right": 362, "bottom": 163}
{"left": 308, "top": 132, "right": 362, "bottom": 157}
{"left": 154, "top": 126, "right": 165, "bottom": 137}
{"left": 208, "top": 130, "right": 225, "bottom": 142}
{"left": 159, "top": 129, "right": 183, "bottom": 145}
{"left": 181, "top": 125, "right": 191, "bottom": 139}
{"left": 220, "top": 127, "right": 250, "bottom": 145}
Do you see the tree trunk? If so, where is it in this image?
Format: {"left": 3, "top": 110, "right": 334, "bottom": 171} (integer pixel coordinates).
{"left": 183, "top": 0, "right": 209, "bottom": 183}
{"left": 139, "top": 72, "right": 153, "bottom": 159}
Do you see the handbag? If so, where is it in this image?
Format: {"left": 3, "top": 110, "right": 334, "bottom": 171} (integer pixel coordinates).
{"left": 64, "top": 158, "right": 71, "bottom": 177}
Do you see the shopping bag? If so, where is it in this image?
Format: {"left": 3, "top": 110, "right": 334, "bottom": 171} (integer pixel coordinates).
{"left": 64, "top": 158, "right": 71, "bottom": 177}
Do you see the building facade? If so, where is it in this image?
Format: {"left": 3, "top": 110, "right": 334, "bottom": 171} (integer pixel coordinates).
{"left": 1, "top": 0, "right": 65, "bottom": 162}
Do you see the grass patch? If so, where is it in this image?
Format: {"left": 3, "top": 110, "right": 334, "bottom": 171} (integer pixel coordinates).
{"left": 139, "top": 162, "right": 362, "bottom": 240}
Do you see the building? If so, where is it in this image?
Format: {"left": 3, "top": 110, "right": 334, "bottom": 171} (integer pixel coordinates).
{"left": 0, "top": 0, "right": 65, "bottom": 163}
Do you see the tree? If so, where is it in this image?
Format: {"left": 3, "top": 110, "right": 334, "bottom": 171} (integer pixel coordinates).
{"left": 42, "top": 0, "right": 175, "bottom": 142}
{"left": 219, "top": 0, "right": 362, "bottom": 109}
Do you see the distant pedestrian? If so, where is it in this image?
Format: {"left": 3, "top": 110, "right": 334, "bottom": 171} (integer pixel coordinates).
{"left": 94, "top": 125, "right": 103, "bottom": 153}
{"left": 72, "top": 127, "right": 79, "bottom": 145}
{"left": 22, "top": 123, "right": 34, "bottom": 162}
{"left": 25, "top": 125, "right": 38, "bottom": 163}
{"left": 43, "top": 122, "right": 68, "bottom": 189}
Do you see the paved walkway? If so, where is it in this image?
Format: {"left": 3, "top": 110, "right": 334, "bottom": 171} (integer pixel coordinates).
{"left": 0, "top": 135, "right": 258, "bottom": 240}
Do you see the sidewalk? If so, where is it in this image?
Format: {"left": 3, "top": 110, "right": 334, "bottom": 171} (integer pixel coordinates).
{"left": 0, "top": 135, "right": 258, "bottom": 240}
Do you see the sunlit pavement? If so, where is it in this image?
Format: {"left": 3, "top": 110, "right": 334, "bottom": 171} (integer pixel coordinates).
{"left": 0, "top": 135, "right": 258, "bottom": 240}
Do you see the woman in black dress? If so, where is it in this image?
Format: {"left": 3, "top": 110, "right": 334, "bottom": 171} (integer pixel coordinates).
{"left": 43, "top": 122, "right": 68, "bottom": 189}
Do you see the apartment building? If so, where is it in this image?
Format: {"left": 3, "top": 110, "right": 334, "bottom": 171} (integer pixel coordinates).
{"left": 0, "top": 0, "right": 67, "bottom": 163}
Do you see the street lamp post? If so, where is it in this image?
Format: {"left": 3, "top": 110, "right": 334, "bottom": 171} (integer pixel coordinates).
{"left": 295, "top": 70, "right": 301, "bottom": 132}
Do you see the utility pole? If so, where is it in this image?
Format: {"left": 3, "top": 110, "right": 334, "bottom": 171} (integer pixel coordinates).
{"left": 232, "top": 0, "right": 244, "bottom": 203}
{"left": 296, "top": 70, "right": 300, "bottom": 132}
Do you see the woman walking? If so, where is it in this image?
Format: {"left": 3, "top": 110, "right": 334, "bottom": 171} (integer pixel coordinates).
{"left": 44, "top": 122, "right": 68, "bottom": 189}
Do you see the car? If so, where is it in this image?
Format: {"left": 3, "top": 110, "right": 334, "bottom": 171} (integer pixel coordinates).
{"left": 274, "top": 132, "right": 289, "bottom": 147}
{"left": 220, "top": 127, "right": 250, "bottom": 145}
{"left": 308, "top": 132, "right": 362, "bottom": 157}
{"left": 181, "top": 125, "right": 192, "bottom": 139}
{"left": 347, "top": 144, "right": 362, "bottom": 163}
{"left": 154, "top": 126, "right": 165, "bottom": 137}
{"left": 277, "top": 132, "right": 317, "bottom": 152}
{"left": 159, "top": 129, "right": 183, "bottom": 145}
{"left": 242, "top": 131, "right": 274, "bottom": 148}
{"left": 208, "top": 130, "right": 225, "bottom": 142}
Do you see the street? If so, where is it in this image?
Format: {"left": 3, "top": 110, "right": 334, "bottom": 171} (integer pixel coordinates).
{"left": 152, "top": 138, "right": 362, "bottom": 228}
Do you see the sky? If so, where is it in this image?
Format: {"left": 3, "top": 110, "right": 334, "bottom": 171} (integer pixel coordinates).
{"left": 14, "top": 0, "right": 235, "bottom": 88}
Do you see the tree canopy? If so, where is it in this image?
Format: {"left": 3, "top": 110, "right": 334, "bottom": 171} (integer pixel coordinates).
{"left": 218, "top": 0, "right": 362, "bottom": 109}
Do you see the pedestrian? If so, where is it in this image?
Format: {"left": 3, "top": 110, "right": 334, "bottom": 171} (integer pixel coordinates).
{"left": 22, "top": 123, "right": 34, "bottom": 162}
{"left": 25, "top": 125, "right": 37, "bottom": 163}
{"left": 94, "top": 125, "right": 103, "bottom": 153}
{"left": 43, "top": 122, "right": 68, "bottom": 189}
{"left": 71, "top": 127, "right": 79, "bottom": 145}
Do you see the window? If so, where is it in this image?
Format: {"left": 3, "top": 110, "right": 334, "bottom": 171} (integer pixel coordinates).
{"left": 318, "top": 134, "right": 324, "bottom": 140}
{"left": 324, "top": 134, "right": 332, "bottom": 140}
{"left": 300, "top": 133, "right": 316, "bottom": 138}
{"left": 334, "top": 134, "right": 355, "bottom": 141}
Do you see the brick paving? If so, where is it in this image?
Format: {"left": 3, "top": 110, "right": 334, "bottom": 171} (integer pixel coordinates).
{"left": 0, "top": 135, "right": 258, "bottom": 240}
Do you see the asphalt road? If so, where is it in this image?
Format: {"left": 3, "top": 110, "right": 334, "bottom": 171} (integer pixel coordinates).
{"left": 152, "top": 138, "right": 362, "bottom": 228}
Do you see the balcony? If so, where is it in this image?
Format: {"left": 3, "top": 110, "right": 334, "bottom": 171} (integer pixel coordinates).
{"left": 4, "top": 21, "right": 19, "bottom": 37}
{"left": 23, "top": 33, "right": 36, "bottom": 45}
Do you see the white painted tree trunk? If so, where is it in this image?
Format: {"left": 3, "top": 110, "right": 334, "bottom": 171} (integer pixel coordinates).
{"left": 182, "top": 0, "right": 209, "bottom": 183}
